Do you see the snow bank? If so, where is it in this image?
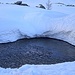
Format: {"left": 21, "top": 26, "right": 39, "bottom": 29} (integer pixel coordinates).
{"left": 0, "top": 4, "right": 75, "bottom": 45}
{"left": 0, "top": 61, "right": 75, "bottom": 75}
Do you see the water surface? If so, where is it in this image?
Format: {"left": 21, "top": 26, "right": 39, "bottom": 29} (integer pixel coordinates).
{"left": 0, "top": 37, "right": 75, "bottom": 68}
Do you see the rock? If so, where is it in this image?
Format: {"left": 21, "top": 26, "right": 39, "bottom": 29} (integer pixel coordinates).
{"left": 6, "top": 3, "right": 9, "bottom": 4}
{"left": 14, "top": 1, "right": 29, "bottom": 7}
{"left": 20, "top": 4, "right": 29, "bottom": 6}
{"left": 39, "top": 4, "right": 46, "bottom": 9}
{"left": 66, "top": 4, "right": 75, "bottom": 7}
{"left": 14, "top": 1, "right": 22, "bottom": 5}
{"left": 36, "top": 4, "right": 46, "bottom": 9}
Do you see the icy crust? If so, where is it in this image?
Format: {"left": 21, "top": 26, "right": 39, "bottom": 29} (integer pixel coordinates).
{"left": 0, "top": 61, "right": 75, "bottom": 75}
{"left": 0, "top": 4, "right": 75, "bottom": 45}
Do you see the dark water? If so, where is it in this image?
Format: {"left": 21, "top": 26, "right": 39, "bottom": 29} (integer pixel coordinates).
{"left": 0, "top": 37, "right": 75, "bottom": 68}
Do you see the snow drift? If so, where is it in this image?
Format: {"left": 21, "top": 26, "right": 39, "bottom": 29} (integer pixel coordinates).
{"left": 0, "top": 4, "right": 75, "bottom": 45}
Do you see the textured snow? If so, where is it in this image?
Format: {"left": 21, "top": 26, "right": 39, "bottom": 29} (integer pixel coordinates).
{"left": 0, "top": 61, "right": 75, "bottom": 75}
{"left": 0, "top": 4, "right": 75, "bottom": 45}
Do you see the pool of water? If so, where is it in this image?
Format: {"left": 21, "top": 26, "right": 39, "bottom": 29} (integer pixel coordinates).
{"left": 0, "top": 37, "right": 75, "bottom": 68}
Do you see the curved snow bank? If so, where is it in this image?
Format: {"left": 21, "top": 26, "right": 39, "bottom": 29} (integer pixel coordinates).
{"left": 0, "top": 4, "right": 75, "bottom": 45}
{"left": 0, "top": 29, "right": 28, "bottom": 43}
{"left": 0, "top": 61, "right": 75, "bottom": 75}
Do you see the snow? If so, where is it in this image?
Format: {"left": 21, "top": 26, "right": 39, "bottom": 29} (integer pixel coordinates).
{"left": 0, "top": 0, "right": 75, "bottom": 75}
{"left": 0, "top": 61, "right": 75, "bottom": 75}
{"left": 52, "top": 4, "right": 75, "bottom": 14}
{"left": 0, "top": 3, "right": 75, "bottom": 45}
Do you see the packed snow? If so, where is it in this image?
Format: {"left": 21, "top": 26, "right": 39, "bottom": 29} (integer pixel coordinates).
{"left": 0, "top": 61, "right": 75, "bottom": 75}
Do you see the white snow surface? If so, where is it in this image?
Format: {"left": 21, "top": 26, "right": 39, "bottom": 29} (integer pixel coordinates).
{"left": 0, "top": 3, "right": 75, "bottom": 45}
{"left": 0, "top": 0, "right": 75, "bottom": 75}
{"left": 0, "top": 61, "right": 75, "bottom": 75}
